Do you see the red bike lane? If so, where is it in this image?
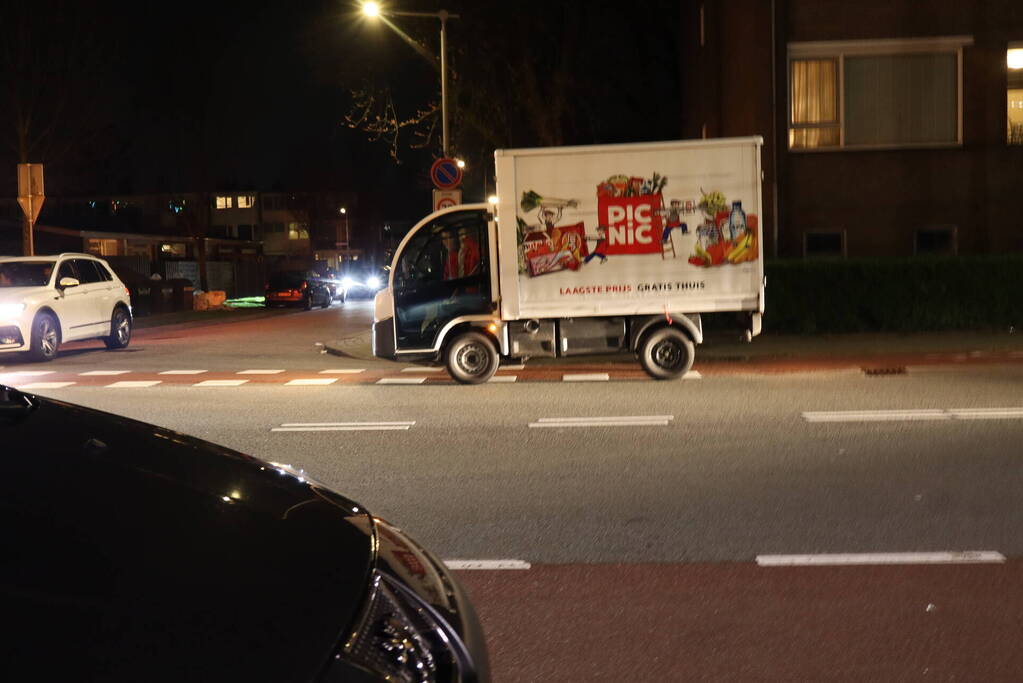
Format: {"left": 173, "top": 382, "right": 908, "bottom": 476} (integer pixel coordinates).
{"left": 454, "top": 560, "right": 1023, "bottom": 682}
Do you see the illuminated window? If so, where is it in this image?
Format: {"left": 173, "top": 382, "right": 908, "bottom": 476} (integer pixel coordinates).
{"left": 86, "top": 239, "right": 121, "bottom": 256}
{"left": 789, "top": 37, "right": 967, "bottom": 150}
{"left": 1009, "top": 43, "right": 1023, "bottom": 145}
{"left": 288, "top": 223, "right": 310, "bottom": 240}
{"left": 237, "top": 195, "right": 255, "bottom": 208}
{"left": 215, "top": 196, "right": 233, "bottom": 209}
{"left": 160, "top": 243, "right": 187, "bottom": 257}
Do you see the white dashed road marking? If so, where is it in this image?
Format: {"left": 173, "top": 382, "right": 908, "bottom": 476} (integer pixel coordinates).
{"left": 237, "top": 369, "right": 285, "bottom": 375}
{"left": 488, "top": 375, "right": 517, "bottom": 383}
{"left": 194, "top": 379, "right": 249, "bottom": 387}
{"left": 803, "top": 407, "right": 1023, "bottom": 422}
{"left": 80, "top": 370, "right": 131, "bottom": 376}
{"left": 684, "top": 371, "right": 702, "bottom": 379}
{"left": 319, "top": 368, "right": 366, "bottom": 374}
{"left": 530, "top": 415, "right": 674, "bottom": 428}
{"left": 563, "top": 373, "right": 610, "bottom": 382}
{"left": 20, "top": 382, "right": 76, "bottom": 389}
{"left": 377, "top": 377, "right": 426, "bottom": 385}
{"left": 401, "top": 367, "right": 443, "bottom": 372}
{"left": 0, "top": 370, "right": 54, "bottom": 376}
{"left": 271, "top": 421, "right": 415, "bottom": 432}
{"left": 159, "top": 370, "right": 208, "bottom": 375}
{"left": 756, "top": 551, "right": 1006, "bottom": 567}
{"left": 284, "top": 378, "right": 338, "bottom": 386}
{"left": 444, "top": 559, "right": 532, "bottom": 570}
{"left": 106, "top": 381, "right": 161, "bottom": 388}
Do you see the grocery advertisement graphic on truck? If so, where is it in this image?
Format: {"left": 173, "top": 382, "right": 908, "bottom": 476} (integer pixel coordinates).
{"left": 505, "top": 145, "right": 760, "bottom": 315}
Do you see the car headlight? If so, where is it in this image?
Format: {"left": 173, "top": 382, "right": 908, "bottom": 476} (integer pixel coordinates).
{"left": 332, "top": 572, "right": 462, "bottom": 682}
{"left": 341, "top": 277, "right": 356, "bottom": 289}
{"left": 366, "top": 276, "right": 381, "bottom": 289}
{"left": 0, "top": 303, "right": 26, "bottom": 319}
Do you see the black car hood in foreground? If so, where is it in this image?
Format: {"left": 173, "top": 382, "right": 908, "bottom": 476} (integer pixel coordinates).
{"left": 1, "top": 388, "right": 374, "bottom": 682}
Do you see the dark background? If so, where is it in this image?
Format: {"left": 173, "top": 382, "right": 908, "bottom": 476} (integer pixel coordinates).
{"left": 1, "top": 0, "right": 683, "bottom": 224}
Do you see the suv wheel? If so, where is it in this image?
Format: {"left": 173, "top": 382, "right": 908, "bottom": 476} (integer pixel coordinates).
{"left": 103, "top": 307, "right": 132, "bottom": 349}
{"left": 28, "top": 312, "right": 60, "bottom": 362}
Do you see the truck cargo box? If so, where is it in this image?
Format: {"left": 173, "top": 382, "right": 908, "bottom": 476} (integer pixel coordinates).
{"left": 493, "top": 137, "right": 764, "bottom": 321}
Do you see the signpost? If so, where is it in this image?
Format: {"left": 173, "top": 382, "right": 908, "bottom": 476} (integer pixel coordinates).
{"left": 433, "top": 189, "right": 462, "bottom": 211}
{"left": 430, "top": 157, "right": 463, "bottom": 191}
{"left": 17, "top": 164, "right": 45, "bottom": 256}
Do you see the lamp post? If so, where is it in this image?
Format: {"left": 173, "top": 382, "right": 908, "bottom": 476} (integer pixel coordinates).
{"left": 338, "top": 207, "right": 350, "bottom": 270}
{"left": 361, "top": 2, "right": 459, "bottom": 157}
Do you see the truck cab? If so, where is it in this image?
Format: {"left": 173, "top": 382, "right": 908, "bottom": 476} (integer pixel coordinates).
{"left": 374, "top": 205, "right": 504, "bottom": 379}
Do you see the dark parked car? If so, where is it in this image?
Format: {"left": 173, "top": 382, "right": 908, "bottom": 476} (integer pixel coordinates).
{"left": 0, "top": 385, "right": 490, "bottom": 682}
{"left": 265, "top": 270, "right": 333, "bottom": 309}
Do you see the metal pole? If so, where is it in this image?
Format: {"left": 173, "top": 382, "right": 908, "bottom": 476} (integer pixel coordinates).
{"left": 23, "top": 199, "right": 35, "bottom": 256}
{"left": 439, "top": 10, "right": 449, "bottom": 157}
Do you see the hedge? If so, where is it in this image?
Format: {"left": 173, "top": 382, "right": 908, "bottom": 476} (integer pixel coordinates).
{"left": 762, "top": 256, "right": 1023, "bottom": 333}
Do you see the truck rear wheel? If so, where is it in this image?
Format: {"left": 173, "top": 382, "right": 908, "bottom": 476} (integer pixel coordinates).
{"left": 638, "top": 326, "right": 694, "bottom": 380}
{"left": 445, "top": 331, "right": 499, "bottom": 384}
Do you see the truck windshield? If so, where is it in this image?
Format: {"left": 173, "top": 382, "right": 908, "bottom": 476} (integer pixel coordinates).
{"left": 0, "top": 261, "right": 56, "bottom": 287}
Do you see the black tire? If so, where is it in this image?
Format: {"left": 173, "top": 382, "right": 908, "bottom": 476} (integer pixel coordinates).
{"left": 638, "top": 326, "right": 694, "bottom": 380}
{"left": 103, "top": 307, "right": 132, "bottom": 350}
{"left": 28, "top": 312, "right": 60, "bottom": 362}
{"left": 303, "top": 295, "right": 313, "bottom": 311}
{"left": 445, "top": 331, "right": 499, "bottom": 384}
{"left": 320, "top": 291, "right": 330, "bottom": 309}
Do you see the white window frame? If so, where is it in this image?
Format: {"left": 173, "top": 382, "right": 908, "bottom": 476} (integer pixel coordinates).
{"left": 788, "top": 36, "right": 973, "bottom": 152}
{"left": 215, "top": 195, "right": 233, "bottom": 210}
{"left": 237, "top": 195, "right": 255, "bottom": 208}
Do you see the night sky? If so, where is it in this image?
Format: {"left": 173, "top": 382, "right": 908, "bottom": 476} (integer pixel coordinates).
{"left": 2, "top": 0, "right": 683, "bottom": 225}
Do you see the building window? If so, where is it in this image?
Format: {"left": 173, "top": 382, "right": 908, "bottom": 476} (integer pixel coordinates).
{"left": 159, "top": 243, "right": 186, "bottom": 258}
{"left": 789, "top": 37, "right": 969, "bottom": 150}
{"left": 237, "top": 225, "right": 254, "bottom": 241}
{"left": 263, "top": 222, "right": 285, "bottom": 234}
{"left": 86, "top": 238, "right": 121, "bottom": 257}
{"left": 288, "top": 222, "right": 309, "bottom": 240}
{"left": 803, "top": 230, "right": 846, "bottom": 258}
{"left": 215, "top": 196, "right": 233, "bottom": 209}
{"left": 915, "top": 226, "right": 957, "bottom": 256}
{"left": 1009, "top": 43, "right": 1023, "bottom": 145}
{"left": 237, "top": 195, "right": 255, "bottom": 208}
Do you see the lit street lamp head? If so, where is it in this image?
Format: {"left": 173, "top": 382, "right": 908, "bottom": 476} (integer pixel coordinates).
{"left": 361, "top": 2, "right": 380, "bottom": 18}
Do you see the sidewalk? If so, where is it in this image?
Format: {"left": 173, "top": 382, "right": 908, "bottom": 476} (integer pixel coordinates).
{"left": 325, "top": 328, "right": 1023, "bottom": 367}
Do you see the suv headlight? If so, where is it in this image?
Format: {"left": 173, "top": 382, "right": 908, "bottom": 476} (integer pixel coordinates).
{"left": 331, "top": 571, "right": 466, "bottom": 682}
{"left": 0, "top": 303, "right": 26, "bottom": 319}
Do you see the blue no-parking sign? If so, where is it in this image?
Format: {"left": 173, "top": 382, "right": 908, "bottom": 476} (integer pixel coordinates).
{"left": 430, "top": 157, "right": 463, "bottom": 190}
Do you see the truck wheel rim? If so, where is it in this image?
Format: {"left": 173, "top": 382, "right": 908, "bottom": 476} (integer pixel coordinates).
{"left": 457, "top": 343, "right": 488, "bottom": 375}
{"left": 40, "top": 320, "right": 57, "bottom": 356}
{"left": 653, "top": 340, "right": 682, "bottom": 369}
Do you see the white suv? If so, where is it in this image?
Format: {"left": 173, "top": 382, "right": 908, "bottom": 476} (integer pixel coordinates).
{"left": 0, "top": 253, "right": 133, "bottom": 362}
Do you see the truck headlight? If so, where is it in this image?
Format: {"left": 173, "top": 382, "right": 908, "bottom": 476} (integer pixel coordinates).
{"left": 0, "top": 303, "right": 26, "bottom": 319}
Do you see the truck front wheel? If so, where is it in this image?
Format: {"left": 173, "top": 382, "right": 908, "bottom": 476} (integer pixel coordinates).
{"left": 638, "top": 326, "right": 694, "bottom": 380}
{"left": 445, "top": 331, "right": 499, "bottom": 384}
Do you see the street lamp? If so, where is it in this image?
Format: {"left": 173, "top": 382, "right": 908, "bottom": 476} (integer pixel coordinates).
{"left": 360, "top": 2, "right": 460, "bottom": 157}
{"left": 337, "top": 207, "right": 351, "bottom": 270}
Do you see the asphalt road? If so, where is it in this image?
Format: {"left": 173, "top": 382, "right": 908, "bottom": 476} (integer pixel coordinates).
{"left": 4, "top": 300, "right": 1022, "bottom": 680}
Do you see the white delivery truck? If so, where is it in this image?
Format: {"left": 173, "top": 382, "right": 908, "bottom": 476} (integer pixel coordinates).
{"left": 373, "top": 137, "right": 765, "bottom": 383}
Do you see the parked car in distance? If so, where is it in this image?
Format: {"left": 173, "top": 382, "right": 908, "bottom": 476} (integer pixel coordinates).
{"left": 265, "top": 270, "right": 332, "bottom": 309}
{"left": 0, "top": 253, "right": 133, "bottom": 361}
{"left": 310, "top": 271, "right": 347, "bottom": 303}
{"left": 0, "top": 385, "right": 491, "bottom": 682}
